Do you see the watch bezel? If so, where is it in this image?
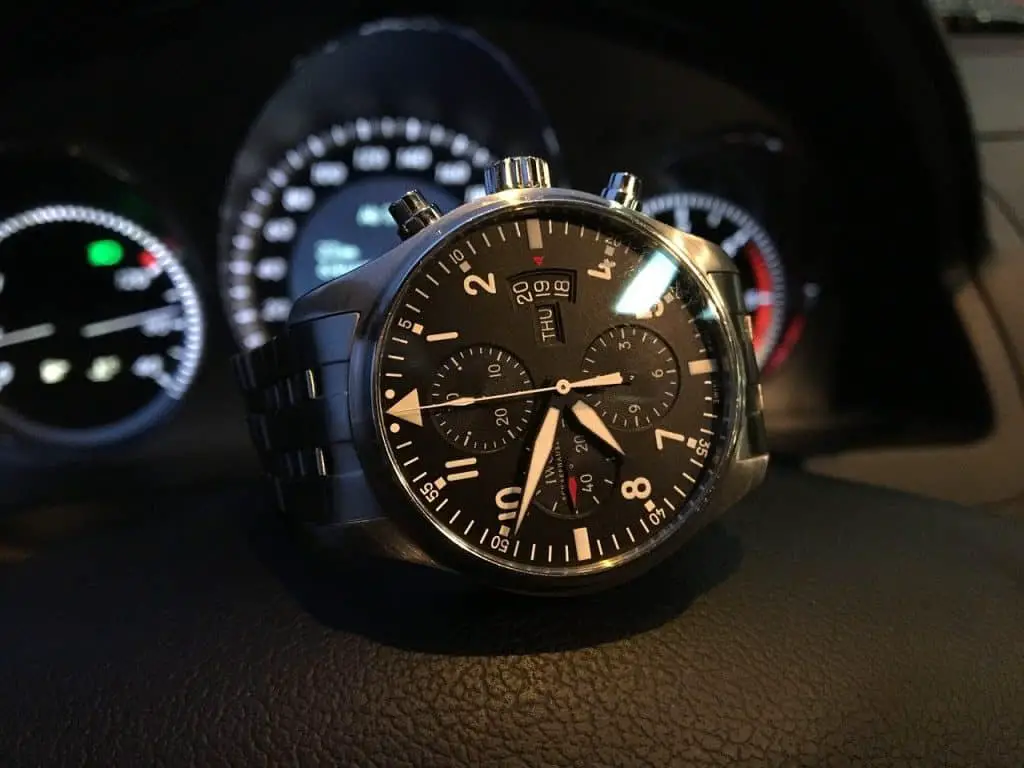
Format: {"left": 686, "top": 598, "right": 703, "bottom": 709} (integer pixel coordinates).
{"left": 347, "top": 187, "right": 751, "bottom": 595}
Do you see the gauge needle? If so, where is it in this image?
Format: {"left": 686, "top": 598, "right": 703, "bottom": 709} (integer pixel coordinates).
{"left": 515, "top": 405, "right": 561, "bottom": 535}
{"left": 0, "top": 322, "right": 56, "bottom": 349}
{"left": 80, "top": 306, "right": 180, "bottom": 338}
{"left": 567, "top": 475, "right": 579, "bottom": 511}
{"left": 569, "top": 400, "right": 625, "bottom": 455}
{"left": 391, "top": 372, "right": 625, "bottom": 415}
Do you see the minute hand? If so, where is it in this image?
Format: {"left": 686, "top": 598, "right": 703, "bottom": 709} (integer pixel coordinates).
{"left": 391, "top": 372, "right": 624, "bottom": 414}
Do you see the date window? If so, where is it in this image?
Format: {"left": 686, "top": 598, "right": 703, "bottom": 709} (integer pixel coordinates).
{"left": 532, "top": 303, "right": 565, "bottom": 347}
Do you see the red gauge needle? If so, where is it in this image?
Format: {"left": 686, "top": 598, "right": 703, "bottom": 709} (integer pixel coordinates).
{"left": 567, "top": 475, "right": 579, "bottom": 510}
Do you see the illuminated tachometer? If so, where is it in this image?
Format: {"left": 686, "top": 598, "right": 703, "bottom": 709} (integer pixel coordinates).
{"left": 221, "top": 116, "right": 495, "bottom": 350}
{"left": 0, "top": 205, "right": 204, "bottom": 446}
{"left": 642, "top": 191, "right": 786, "bottom": 368}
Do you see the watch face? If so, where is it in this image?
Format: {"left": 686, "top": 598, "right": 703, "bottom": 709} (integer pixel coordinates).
{"left": 371, "top": 199, "right": 739, "bottom": 587}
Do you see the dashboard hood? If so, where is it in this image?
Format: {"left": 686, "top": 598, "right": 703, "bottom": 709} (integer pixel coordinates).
{"left": 0, "top": 0, "right": 985, "bottom": 269}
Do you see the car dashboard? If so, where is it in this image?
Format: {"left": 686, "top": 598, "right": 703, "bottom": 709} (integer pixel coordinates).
{"left": 0, "top": 1, "right": 1011, "bottom": 520}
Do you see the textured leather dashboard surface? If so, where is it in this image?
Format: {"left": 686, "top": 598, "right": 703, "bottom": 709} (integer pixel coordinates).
{"left": 1, "top": 468, "right": 1022, "bottom": 766}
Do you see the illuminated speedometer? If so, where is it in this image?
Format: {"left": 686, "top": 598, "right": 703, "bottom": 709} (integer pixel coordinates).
{"left": 221, "top": 116, "right": 495, "bottom": 350}
{"left": 642, "top": 191, "right": 787, "bottom": 368}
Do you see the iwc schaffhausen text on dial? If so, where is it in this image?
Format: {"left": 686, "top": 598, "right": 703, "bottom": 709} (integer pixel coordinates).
{"left": 233, "top": 157, "right": 768, "bottom": 595}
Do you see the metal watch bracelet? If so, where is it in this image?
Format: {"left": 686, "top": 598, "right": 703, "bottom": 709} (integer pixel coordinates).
{"left": 231, "top": 311, "right": 375, "bottom": 527}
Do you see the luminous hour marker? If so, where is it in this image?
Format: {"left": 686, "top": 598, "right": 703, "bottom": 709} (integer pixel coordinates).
{"left": 526, "top": 218, "right": 543, "bottom": 249}
{"left": 426, "top": 331, "right": 459, "bottom": 343}
{"left": 573, "top": 527, "right": 592, "bottom": 561}
{"left": 444, "top": 457, "right": 479, "bottom": 482}
{"left": 386, "top": 389, "right": 422, "bottom": 426}
{"left": 411, "top": 323, "right": 424, "bottom": 335}
{"left": 687, "top": 359, "right": 718, "bottom": 376}
{"left": 459, "top": 261, "right": 472, "bottom": 273}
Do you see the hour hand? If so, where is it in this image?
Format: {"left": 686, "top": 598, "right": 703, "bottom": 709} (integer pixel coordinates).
{"left": 514, "top": 405, "right": 561, "bottom": 535}
{"left": 569, "top": 400, "right": 624, "bottom": 455}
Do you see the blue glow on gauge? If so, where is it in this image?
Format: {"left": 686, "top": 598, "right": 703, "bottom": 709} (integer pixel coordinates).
{"left": 313, "top": 240, "right": 366, "bottom": 281}
{"left": 614, "top": 250, "right": 678, "bottom": 317}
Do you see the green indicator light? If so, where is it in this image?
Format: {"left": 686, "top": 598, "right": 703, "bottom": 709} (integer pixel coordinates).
{"left": 87, "top": 239, "right": 123, "bottom": 267}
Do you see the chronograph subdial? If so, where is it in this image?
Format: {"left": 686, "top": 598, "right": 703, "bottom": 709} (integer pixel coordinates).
{"left": 580, "top": 325, "right": 680, "bottom": 431}
{"left": 429, "top": 344, "right": 535, "bottom": 453}
{"left": 533, "top": 429, "right": 619, "bottom": 520}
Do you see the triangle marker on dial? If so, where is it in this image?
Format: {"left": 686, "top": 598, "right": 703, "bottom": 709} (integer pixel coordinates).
{"left": 386, "top": 389, "right": 423, "bottom": 426}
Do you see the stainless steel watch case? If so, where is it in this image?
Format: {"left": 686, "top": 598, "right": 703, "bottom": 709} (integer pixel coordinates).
{"left": 287, "top": 186, "right": 768, "bottom": 593}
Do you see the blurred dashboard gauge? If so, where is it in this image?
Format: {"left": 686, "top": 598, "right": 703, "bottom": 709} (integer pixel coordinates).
{"left": 223, "top": 117, "right": 493, "bottom": 350}
{"left": 219, "top": 18, "right": 561, "bottom": 350}
{"left": 0, "top": 149, "right": 205, "bottom": 448}
{"left": 642, "top": 191, "right": 786, "bottom": 368}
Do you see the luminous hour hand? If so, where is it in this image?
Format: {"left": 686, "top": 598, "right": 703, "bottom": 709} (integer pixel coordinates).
{"left": 564, "top": 372, "right": 623, "bottom": 391}
{"left": 569, "top": 400, "right": 625, "bottom": 455}
{"left": 515, "top": 405, "right": 561, "bottom": 535}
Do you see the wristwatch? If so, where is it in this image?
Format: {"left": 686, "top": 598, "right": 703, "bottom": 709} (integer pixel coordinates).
{"left": 233, "top": 156, "right": 768, "bottom": 595}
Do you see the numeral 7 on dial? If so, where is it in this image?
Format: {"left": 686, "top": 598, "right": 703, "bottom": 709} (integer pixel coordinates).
{"left": 654, "top": 428, "right": 686, "bottom": 450}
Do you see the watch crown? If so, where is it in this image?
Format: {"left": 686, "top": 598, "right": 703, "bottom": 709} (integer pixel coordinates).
{"left": 601, "top": 172, "right": 643, "bottom": 209}
{"left": 389, "top": 190, "right": 442, "bottom": 240}
{"left": 484, "top": 156, "right": 552, "bottom": 194}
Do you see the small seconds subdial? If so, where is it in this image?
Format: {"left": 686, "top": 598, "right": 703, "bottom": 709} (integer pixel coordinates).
{"left": 581, "top": 325, "right": 680, "bottom": 431}
{"left": 430, "top": 344, "right": 535, "bottom": 453}
{"left": 534, "top": 429, "right": 619, "bottom": 519}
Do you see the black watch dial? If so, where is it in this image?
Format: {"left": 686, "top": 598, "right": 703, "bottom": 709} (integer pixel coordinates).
{"left": 373, "top": 202, "right": 737, "bottom": 582}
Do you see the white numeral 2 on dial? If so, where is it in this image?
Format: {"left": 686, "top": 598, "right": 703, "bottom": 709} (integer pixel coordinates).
{"left": 463, "top": 272, "right": 497, "bottom": 295}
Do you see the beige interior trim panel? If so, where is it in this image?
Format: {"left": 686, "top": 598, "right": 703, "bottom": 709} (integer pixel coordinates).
{"left": 806, "top": 35, "right": 1024, "bottom": 507}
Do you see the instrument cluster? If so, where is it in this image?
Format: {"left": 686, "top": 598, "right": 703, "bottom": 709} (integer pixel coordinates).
{"left": 219, "top": 20, "right": 560, "bottom": 352}
{"left": 0, "top": 10, "right": 974, "bottom": 506}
